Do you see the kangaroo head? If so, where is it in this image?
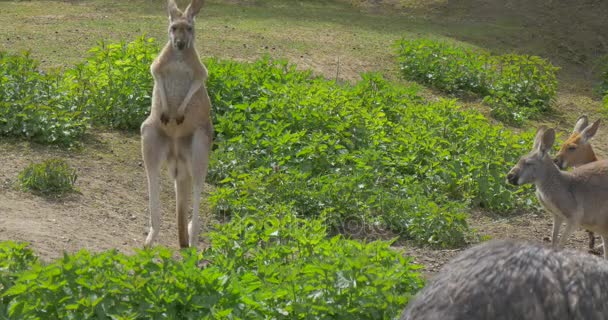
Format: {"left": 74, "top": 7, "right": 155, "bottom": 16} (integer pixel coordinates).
{"left": 554, "top": 116, "right": 600, "bottom": 169}
{"left": 167, "top": 0, "right": 204, "bottom": 51}
{"left": 507, "top": 126, "right": 555, "bottom": 186}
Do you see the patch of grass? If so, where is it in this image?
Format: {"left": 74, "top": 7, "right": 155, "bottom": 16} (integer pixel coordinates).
{"left": 0, "top": 0, "right": 523, "bottom": 82}
{"left": 396, "top": 38, "right": 559, "bottom": 125}
{"left": 18, "top": 159, "right": 78, "bottom": 196}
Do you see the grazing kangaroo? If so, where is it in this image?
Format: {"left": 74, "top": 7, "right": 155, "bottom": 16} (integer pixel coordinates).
{"left": 141, "top": 0, "right": 213, "bottom": 249}
{"left": 554, "top": 115, "right": 601, "bottom": 251}
{"left": 507, "top": 126, "right": 608, "bottom": 258}
{"left": 401, "top": 240, "right": 608, "bottom": 320}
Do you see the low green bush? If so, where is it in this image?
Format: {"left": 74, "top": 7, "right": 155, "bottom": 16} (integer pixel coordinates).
{"left": 63, "top": 36, "right": 157, "bottom": 130}
{"left": 18, "top": 159, "right": 78, "bottom": 196}
{"left": 0, "top": 51, "right": 88, "bottom": 146}
{"left": 396, "top": 39, "right": 559, "bottom": 125}
{"left": 1, "top": 208, "right": 424, "bottom": 319}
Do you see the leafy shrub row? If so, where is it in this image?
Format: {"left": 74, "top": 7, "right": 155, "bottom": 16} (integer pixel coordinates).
{"left": 205, "top": 57, "right": 534, "bottom": 247}
{"left": 396, "top": 38, "right": 559, "bottom": 125}
{"left": 1, "top": 208, "right": 424, "bottom": 319}
{"left": 0, "top": 36, "right": 156, "bottom": 146}
{"left": 18, "top": 159, "right": 78, "bottom": 196}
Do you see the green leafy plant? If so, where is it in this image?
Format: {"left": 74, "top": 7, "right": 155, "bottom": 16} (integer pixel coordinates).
{"left": 1, "top": 208, "right": 424, "bottom": 319}
{"left": 0, "top": 241, "right": 38, "bottom": 318}
{"left": 396, "top": 39, "right": 559, "bottom": 125}
{"left": 18, "top": 159, "right": 78, "bottom": 196}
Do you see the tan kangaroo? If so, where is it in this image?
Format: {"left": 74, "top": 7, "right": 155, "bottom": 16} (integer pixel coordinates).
{"left": 141, "top": 0, "right": 213, "bottom": 249}
{"left": 507, "top": 126, "right": 608, "bottom": 259}
{"left": 554, "top": 115, "right": 601, "bottom": 251}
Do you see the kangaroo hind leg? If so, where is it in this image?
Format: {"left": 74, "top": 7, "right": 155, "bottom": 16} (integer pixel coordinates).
{"left": 142, "top": 124, "right": 169, "bottom": 248}
{"left": 174, "top": 160, "right": 192, "bottom": 249}
{"left": 188, "top": 126, "right": 212, "bottom": 249}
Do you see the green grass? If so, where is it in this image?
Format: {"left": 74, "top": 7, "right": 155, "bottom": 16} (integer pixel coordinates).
{"left": 18, "top": 158, "right": 78, "bottom": 196}
{"left": 0, "top": 0, "right": 522, "bottom": 82}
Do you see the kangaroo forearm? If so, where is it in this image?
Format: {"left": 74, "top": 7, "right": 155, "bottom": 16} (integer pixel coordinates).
{"left": 156, "top": 79, "right": 169, "bottom": 112}
{"left": 177, "top": 80, "right": 202, "bottom": 114}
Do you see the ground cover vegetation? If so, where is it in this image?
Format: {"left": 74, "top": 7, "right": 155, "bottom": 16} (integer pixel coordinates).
{"left": 1, "top": 36, "right": 535, "bottom": 247}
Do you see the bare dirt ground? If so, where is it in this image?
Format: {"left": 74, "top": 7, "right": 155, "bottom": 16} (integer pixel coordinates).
{"left": 0, "top": 132, "right": 213, "bottom": 259}
{"left": 1, "top": 0, "right": 608, "bottom": 277}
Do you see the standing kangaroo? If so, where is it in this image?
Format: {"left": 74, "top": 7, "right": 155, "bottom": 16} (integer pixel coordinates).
{"left": 507, "top": 126, "right": 608, "bottom": 258}
{"left": 141, "top": 0, "right": 213, "bottom": 249}
{"left": 554, "top": 115, "right": 601, "bottom": 251}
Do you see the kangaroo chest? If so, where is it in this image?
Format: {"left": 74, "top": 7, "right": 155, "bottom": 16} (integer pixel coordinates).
{"left": 536, "top": 189, "right": 568, "bottom": 219}
{"left": 162, "top": 60, "right": 194, "bottom": 101}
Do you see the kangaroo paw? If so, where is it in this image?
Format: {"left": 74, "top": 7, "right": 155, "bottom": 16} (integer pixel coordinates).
{"left": 160, "top": 112, "right": 170, "bottom": 125}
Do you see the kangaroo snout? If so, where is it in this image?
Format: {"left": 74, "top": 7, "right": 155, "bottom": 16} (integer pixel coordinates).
{"left": 175, "top": 40, "right": 186, "bottom": 50}
{"left": 506, "top": 171, "right": 519, "bottom": 185}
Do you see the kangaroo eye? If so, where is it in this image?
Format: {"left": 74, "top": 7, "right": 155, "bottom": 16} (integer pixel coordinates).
{"left": 568, "top": 146, "right": 576, "bottom": 151}
{"left": 171, "top": 26, "right": 177, "bottom": 32}
{"left": 187, "top": 26, "right": 193, "bottom": 32}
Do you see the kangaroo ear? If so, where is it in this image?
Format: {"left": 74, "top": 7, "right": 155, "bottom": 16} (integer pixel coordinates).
{"left": 573, "top": 115, "right": 588, "bottom": 133}
{"left": 184, "top": 0, "right": 204, "bottom": 22}
{"left": 580, "top": 119, "right": 601, "bottom": 143}
{"left": 168, "top": 0, "right": 182, "bottom": 22}
{"left": 539, "top": 128, "right": 555, "bottom": 155}
{"left": 533, "top": 126, "right": 547, "bottom": 152}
